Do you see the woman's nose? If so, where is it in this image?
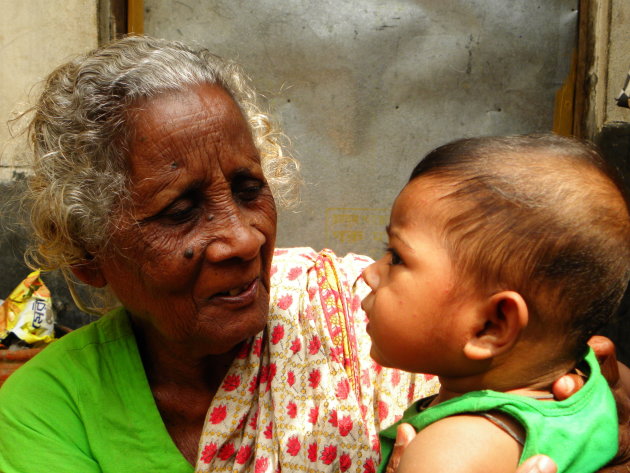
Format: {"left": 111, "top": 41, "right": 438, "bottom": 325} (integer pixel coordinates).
{"left": 204, "top": 211, "right": 266, "bottom": 263}
{"left": 361, "top": 262, "right": 380, "bottom": 290}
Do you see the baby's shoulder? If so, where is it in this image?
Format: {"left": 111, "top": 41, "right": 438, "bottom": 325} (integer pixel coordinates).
{"left": 399, "top": 414, "right": 522, "bottom": 473}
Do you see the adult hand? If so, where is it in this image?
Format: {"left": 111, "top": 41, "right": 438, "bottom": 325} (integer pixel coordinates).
{"left": 588, "top": 336, "right": 630, "bottom": 472}
{"left": 515, "top": 385, "right": 630, "bottom": 473}
{"left": 515, "top": 456, "right": 557, "bottom": 473}
{"left": 552, "top": 336, "right": 628, "bottom": 400}
{"left": 385, "top": 424, "right": 416, "bottom": 473}
{"left": 551, "top": 336, "right": 630, "bottom": 472}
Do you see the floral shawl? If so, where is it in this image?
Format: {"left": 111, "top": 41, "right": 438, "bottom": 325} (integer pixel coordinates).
{"left": 196, "top": 248, "right": 438, "bottom": 473}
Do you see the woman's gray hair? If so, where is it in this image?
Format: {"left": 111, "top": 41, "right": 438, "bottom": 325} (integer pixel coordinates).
{"left": 25, "top": 35, "right": 299, "bottom": 276}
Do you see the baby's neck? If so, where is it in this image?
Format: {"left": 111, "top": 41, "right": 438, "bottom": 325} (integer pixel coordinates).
{"left": 434, "top": 384, "right": 557, "bottom": 405}
{"left": 433, "top": 354, "right": 577, "bottom": 405}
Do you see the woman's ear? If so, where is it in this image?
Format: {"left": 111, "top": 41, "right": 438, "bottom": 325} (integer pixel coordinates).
{"left": 463, "top": 291, "right": 529, "bottom": 361}
{"left": 70, "top": 256, "right": 108, "bottom": 288}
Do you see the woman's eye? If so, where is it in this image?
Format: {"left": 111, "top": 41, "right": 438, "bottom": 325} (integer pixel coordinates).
{"left": 234, "top": 179, "right": 263, "bottom": 202}
{"left": 164, "top": 207, "right": 194, "bottom": 222}
{"left": 159, "top": 198, "right": 198, "bottom": 224}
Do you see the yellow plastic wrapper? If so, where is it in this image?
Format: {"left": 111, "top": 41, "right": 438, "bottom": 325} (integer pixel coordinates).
{"left": 0, "top": 270, "right": 55, "bottom": 347}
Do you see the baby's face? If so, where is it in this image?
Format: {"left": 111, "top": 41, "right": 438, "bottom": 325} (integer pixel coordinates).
{"left": 361, "top": 177, "right": 481, "bottom": 376}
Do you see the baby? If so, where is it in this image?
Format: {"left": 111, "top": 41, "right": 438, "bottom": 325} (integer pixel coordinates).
{"left": 361, "top": 134, "right": 629, "bottom": 472}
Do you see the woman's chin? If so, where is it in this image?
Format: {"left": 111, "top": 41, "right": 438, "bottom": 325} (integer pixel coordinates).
{"left": 194, "top": 307, "right": 268, "bottom": 354}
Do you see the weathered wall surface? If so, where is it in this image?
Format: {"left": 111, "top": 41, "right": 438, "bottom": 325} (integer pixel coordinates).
{"left": 606, "top": 0, "right": 630, "bottom": 125}
{"left": 0, "top": 1, "right": 99, "bottom": 328}
{"left": 145, "top": 0, "right": 578, "bottom": 258}
{"left": 0, "top": 0, "right": 99, "bottom": 178}
{"left": 591, "top": 0, "right": 630, "bottom": 364}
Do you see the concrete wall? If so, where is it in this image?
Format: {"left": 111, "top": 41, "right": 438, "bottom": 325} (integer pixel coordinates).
{"left": 145, "top": 0, "right": 578, "bottom": 258}
{"left": 0, "top": 1, "right": 99, "bottom": 328}
{"left": 586, "top": 0, "right": 630, "bottom": 364}
{"left": 607, "top": 0, "right": 630, "bottom": 125}
{"left": 0, "top": 0, "right": 99, "bottom": 179}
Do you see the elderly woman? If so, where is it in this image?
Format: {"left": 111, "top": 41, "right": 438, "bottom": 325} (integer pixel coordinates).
{"left": 0, "top": 36, "right": 627, "bottom": 473}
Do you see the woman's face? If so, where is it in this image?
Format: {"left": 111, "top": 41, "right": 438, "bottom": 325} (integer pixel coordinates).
{"left": 93, "top": 84, "right": 277, "bottom": 355}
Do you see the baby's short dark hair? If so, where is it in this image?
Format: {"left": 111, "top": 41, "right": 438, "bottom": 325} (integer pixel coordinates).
{"left": 409, "top": 133, "right": 630, "bottom": 361}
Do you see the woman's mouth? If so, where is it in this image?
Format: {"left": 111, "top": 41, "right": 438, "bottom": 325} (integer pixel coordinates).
{"left": 216, "top": 282, "right": 252, "bottom": 297}
{"left": 211, "top": 278, "right": 259, "bottom": 305}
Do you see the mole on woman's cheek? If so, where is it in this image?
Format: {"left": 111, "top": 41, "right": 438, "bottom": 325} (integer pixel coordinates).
{"left": 171, "top": 162, "right": 178, "bottom": 169}
{"left": 183, "top": 247, "right": 194, "bottom": 259}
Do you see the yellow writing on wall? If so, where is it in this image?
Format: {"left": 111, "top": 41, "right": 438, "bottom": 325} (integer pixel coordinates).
{"left": 325, "top": 208, "right": 389, "bottom": 258}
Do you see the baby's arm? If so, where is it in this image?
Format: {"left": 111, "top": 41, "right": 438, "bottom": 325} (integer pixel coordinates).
{"left": 396, "top": 414, "right": 523, "bottom": 473}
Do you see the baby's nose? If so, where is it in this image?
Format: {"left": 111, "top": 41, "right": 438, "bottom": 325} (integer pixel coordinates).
{"left": 361, "top": 262, "right": 380, "bottom": 290}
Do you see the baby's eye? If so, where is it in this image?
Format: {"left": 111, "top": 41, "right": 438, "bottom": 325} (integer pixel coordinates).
{"left": 385, "top": 247, "right": 403, "bottom": 265}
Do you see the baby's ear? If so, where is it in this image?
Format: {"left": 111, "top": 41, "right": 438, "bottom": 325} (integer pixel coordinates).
{"left": 70, "top": 255, "right": 108, "bottom": 288}
{"left": 463, "top": 291, "right": 528, "bottom": 361}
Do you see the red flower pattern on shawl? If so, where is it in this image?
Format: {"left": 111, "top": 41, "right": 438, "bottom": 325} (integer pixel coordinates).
{"left": 378, "top": 401, "right": 389, "bottom": 421}
{"left": 236, "top": 444, "right": 253, "bottom": 464}
{"left": 196, "top": 248, "right": 438, "bottom": 473}
{"left": 248, "top": 409, "right": 259, "bottom": 430}
{"left": 307, "top": 442, "right": 318, "bottom": 462}
{"left": 286, "top": 436, "right": 301, "bottom": 456}
{"left": 236, "top": 414, "right": 247, "bottom": 429}
{"left": 371, "top": 435, "right": 380, "bottom": 452}
{"left": 277, "top": 294, "right": 293, "bottom": 310}
{"left": 391, "top": 369, "right": 401, "bottom": 386}
{"left": 336, "top": 379, "right": 350, "bottom": 400}
{"left": 237, "top": 341, "right": 251, "bottom": 359}
{"left": 248, "top": 374, "right": 260, "bottom": 393}
{"left": 338, "top": 415, "right": 353, "bottom": 437}
{"left": 340, "top": 453, "right": 352, "bottom": 472}
{"left": 271, "top": 325, "right": 285, "bottom": 344}
{"left": 290, "top": 338, "right": 301, "bottom": 354}
{"left": 308, "top": 406, "right": 319, "bottom": 424}
{"left": 308, "top": 336, "right": 321, "bottom": 354}
{"left": 255, "top": 457, "right": 269, "bottom": 473}
{"left": 264, "top": 421, "right": 273, "bottom": 439}
{"left": 328, "top": 409, "right": 338, "bottom": 427}
{"left": 361, "top": 368, "right": 372, "bottom": 387}
{"left": 218, "top": 442, "right": 235, "bottom": 461}
{"left": 308, "top": 368, "right": 321, "bottom": 388}
{"left": 209, "top": 405, "right": 227, "bottom": 424}
{"left": 320, "top": 445, "right": 337, "bottom": 465}
{"left": 222, "top": 374, "right": 241, "bottom": 391}
{"left": 363, "top": 457, "right": 377, "bottom": 473}
{"left": 287, "top": 371, "right": 296, "bottom": 386}
{"left": 200, "top": 442, "right": 218, "bottom": 464}
{"left": 288, "top": 266, "right": 303, "bottom": 280}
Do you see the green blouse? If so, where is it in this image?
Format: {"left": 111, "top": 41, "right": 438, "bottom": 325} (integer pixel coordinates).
{"left": 378, "top": 349, "right": 617, "bottom": 473}
{"left": 0, "top": 307, "right": 193, "bottom": 473}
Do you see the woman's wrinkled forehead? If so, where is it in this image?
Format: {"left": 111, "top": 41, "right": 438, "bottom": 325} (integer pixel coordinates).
{"left": 125, "top": 84, "right": 258, "bottom": 180}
